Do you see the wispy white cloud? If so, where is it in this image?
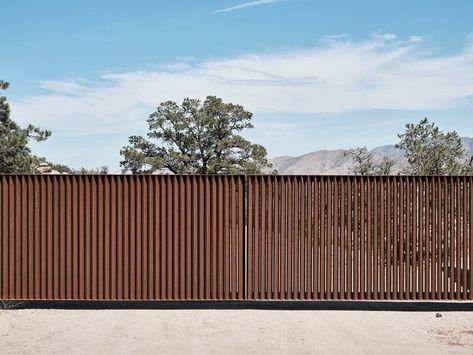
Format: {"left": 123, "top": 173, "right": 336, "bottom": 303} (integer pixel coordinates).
{"left": 213, "top": 0, "right": 279, "bottom": 14}
{"left": 12, "top": 34, "right": 473, "bottom": 136}
{"left": 409, "top": 35, "right": 424, "bottom": 43}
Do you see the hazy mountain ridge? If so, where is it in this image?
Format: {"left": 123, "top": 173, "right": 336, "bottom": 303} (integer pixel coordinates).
{"left": 271, "top": 137, "right": 473, "bottom": 175}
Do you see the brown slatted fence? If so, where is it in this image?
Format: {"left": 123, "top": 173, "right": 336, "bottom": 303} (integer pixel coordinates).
{"left": 1, "top": 174, "right": 472, "bottom": 301}
{"left": 247, "top": 175, "right": 473, "bottom": 301}
{"left": 0, "top": 175, "right": 245, "bottom": 300}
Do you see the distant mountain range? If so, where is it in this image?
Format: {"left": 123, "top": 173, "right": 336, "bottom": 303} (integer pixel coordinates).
{"left": 270, "top": 137, "right": 473, "bottom": 175}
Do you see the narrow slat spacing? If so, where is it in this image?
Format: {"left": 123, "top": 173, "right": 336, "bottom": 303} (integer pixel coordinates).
{"left": 247, "top": 175, "right": 472, "bottom": 301}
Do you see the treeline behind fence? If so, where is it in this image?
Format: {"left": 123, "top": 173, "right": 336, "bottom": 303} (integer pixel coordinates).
{"left": 0, "top": 175, "right": 472, "bottom": 301}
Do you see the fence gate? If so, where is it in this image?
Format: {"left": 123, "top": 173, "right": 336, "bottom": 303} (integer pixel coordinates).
{"left": 247, "top": 175, "right": 472, "bottom": 301}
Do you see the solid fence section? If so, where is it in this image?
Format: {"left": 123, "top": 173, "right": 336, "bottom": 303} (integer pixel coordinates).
{"left": 0, "top": 175, "right": 245, "bottom": 300}
{"left": 246, "top": 175, "right": 472, "bottom": 301}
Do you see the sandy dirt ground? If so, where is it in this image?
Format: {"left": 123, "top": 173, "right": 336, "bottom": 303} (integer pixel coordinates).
{"left": 1, "top": 309, "right": 473, "bottom": 354}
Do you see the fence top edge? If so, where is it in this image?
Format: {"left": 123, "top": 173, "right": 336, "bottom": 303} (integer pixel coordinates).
{"left": 0, "top": 174, "right": 472, "bottom": 178}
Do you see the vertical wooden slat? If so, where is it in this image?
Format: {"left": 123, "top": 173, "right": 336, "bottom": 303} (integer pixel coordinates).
{"left": 425, "top": 177, "right": 430, "bottom": 299}
{"left": 90, "top": 176, "right": 97, "bottom": 300}
{"left": 105, "top": 175, "right": 112, "bottom": 300}
{"left": 298, "top": 177, "right": 304, "bottom": 299}
{"left": 339, "top": 177, "right": 345, "bottom": 300}
{"left": 406, "top": 177, "right": 411, "bottom": 300}
{"left": 14, "top": 176, "right": 19, "bottom": 300}
{"left": 333, "top": 177, "right": 339, "bottom": 300}
{"left": 367, "top": 177, "right": 373, "bottom": 300}
{"left": 360, "top": 177, "right": 365, "bottom": 300}
{"left": 77, "top": 177, "right": 84, "bottom": 300}
{"left": 387, "top": 177, "right": 392, "bottom": 300}
{"left": 130, "top": 176, "right": 137, "bottom": 300}
{"left": 205, "top": 177, "right": 212, "bottom": 300}
{"left": 216, "top": 177, "right": 223, "bottom": 299}
{"left": 179, "top": 177, "right": 185, "bottom": 300}
{"left": 191, "top": 177, "right": 198, "bottom": 299}
{"left": 165, "top": 177, "right": 172, "bottom": 299}
{"left": 273, "top": 177, "right": 280, "bottom": 300}
{"left": 313, "top": 177, "right": 319, "bottom": 299}
{"left": 159, "top": 177, "right": 166, "bottom": 299}
{"left": 222, "top": 177, "right": 229, "bottom": 300}
{"left": 287, "top": 177, "right": 293, "bottom": 299}
{"left": 267, "top": 177, "right": 273, "bottom": 299}
{"left": 27, "top": 177, "right": 34, "bottom": 299}
{"left": 247, "top": 177, "right": 254, "bottom": 299}
{"left": 117, "top": 176, "right": 124, "bottom": 300}
{"left": 0, "top": 177, "right": 6, "bottom": 299}
{"left": 307, "top": 177, "right": 313, "bottom": 299}
{"left": 292, "top": 177, "right": 301, "bottom": 299}
{"left": 280, "top": 177, "right": 287, "bottom": 299}
{"left": 393, "top": 177, "right": 398, "bottom": 299}
{"left": 373, "top": 177, "right": 379, "bottom": 300}
{"left": 412, "top": 176, "right": 417, "bottom": 300}
{"left": 302, "top": 177, "right": 308, "bottom": 300}
{"left": 71, "top": 177, "right": 77, "bottom": 300}
{"left": 347, "top": 177, "right": 352, "bottom": 300}
{"left": 172, "top": 177, "right": 178, "bottom": 299}
{"left": 84, "top": 176, "right": 91, "bottom": 300}
{"left": 152, "top": 176, "right": 159, "bottom": 299}
{"left": 456, "top": 177, "right": 461, "bottom": 300}
{"left": 380, "top": 177, "right": 385, "bottom": 300}
{"left": 255, "top": 176, "right": 260, "bottom": 299}
{"left": 432, "top": 177, "right": 438, "bottom": 299}
{"left": 238, "top": 176, "right": 245, "bottom": 300}
{"left": 432, "top": 177, "right": 437, "bottom": 299}
{"left": 432, "top": 177, "right": 436, "bottom": 300}
{"left": 417, "top": 178, "right": 422, "bottom": 300}
{"left": 399, "top": 178, "right": 404, "bottom": 300}
{"left": 462, "top": 176, "right": 467, "bottom": 300}
{"left": 196, "top": 177, "right": 203, "bottom": 299}
{"left": 96, "top": 176, "right": 103, "bottom": 300}
{"left": 442, "top": 176, "right": 450, "bottom": 300}
{"left": 21, "top": 177, "right": 28, "bottom": 300}
{"left": 230, "top": 177, "right": 237, "bottom": 300}
{"left": 147, "top": 177, "right": 153, "bottom": 299}
{"left": 110, "top": 176, "right": 117, "bottom": 300}
{"left": 261, "top": 177, "right": 267, "bottom": 299}
{"left": 184, "top": 176, "right": 191, "bottom": 300}
{"left": 141, "top": 176, "right": 148, "bottom": 300}
{"left": 449, "top": 176, "right": 454, "bottom": 299}
{"left": 354, "top": 177, "right": 359, "bottom": 300}
{"left": 469, "top": 177, "right": 473, "bottom": 300}
{"left": 326, "top": 177, "right": 332, "bottom": 300}
{"left": 423, "top": 177, "right": 427, "bottom": 299}
{"left": 8, "top": 177, "right": 14, "bottom": 300}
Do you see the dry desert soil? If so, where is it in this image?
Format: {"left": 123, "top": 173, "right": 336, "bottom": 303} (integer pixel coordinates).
{"left": 1, "top": 308, "right": 473, "bottom": 354}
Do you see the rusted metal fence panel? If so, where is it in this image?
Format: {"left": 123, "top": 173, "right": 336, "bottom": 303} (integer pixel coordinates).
{"left": 247, "top": 175, "right": 472, "bottom": 301}
{"left": 0, "top": 175, "right": 245, "bottom": 300}
{"left": 1, "top": 174, "right": 472, "bottom": 301}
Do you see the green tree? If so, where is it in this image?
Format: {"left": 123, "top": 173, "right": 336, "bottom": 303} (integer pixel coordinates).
{"left": 396, "top": 118, "right": 471, "bottom": 175}
{"left": 121, "top": 96, "right": 274, "bottom": 174}
{"left": 0, "top": 80, "right": 51, "bottom": 173}
{"left": 344, "top": 147, "right": 394, "bottom": 175}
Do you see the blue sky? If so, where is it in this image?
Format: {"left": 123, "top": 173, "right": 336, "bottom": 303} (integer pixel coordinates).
{"left": 3, "top": 0, "right": 473, "bottom": 171}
